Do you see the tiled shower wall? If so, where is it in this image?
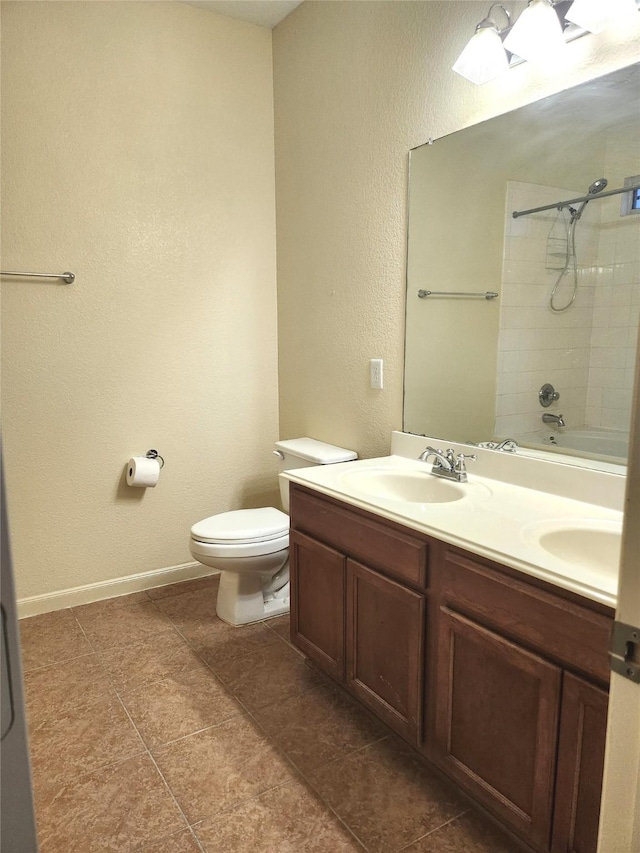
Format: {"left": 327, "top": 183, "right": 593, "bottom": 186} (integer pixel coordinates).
{"left": 585, "top": 137, "right": 640, "bottom": 429}
{"left": 495, "top": 178, "right": 640, "bottom": 438}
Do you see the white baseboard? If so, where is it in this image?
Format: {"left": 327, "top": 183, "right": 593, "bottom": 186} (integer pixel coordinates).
{"left": 18, "top": 562, "right": 219, "bottom": 619}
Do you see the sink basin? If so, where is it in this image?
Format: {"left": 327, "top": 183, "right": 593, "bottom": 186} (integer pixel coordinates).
{"left": 339, "top": 468, "right": 471, "bottom": 504}
{"left": 526, "top": 521, "right": 622, "bottom": 574}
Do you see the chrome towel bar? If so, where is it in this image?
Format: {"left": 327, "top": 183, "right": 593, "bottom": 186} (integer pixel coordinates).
{"left": 1, "top": 270, "right": 75, "bottom": 284}
{"left": 418, "top": 289, "right": 498, "bottom": 300}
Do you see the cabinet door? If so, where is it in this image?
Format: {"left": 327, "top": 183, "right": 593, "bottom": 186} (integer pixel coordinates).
{"left": 552, "top": 673, "right": 608, "bottom": 853}
{"left": 290, "top": 529, "right": 346, "bottom": 682}
{"left": 434, "top": 607, "right": 561, "bottom": 851}
{"left": 346, "top": 559, "right": 425, "bottom": 744}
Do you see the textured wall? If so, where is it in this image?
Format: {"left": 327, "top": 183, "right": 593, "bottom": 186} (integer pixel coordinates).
{"left": 1, "top": 2, "right": 279, "bottom": 600}
{"left": 273, "top": 0, "right": 640, "bottom": 460}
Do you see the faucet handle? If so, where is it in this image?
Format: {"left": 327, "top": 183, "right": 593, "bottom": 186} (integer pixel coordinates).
{"left": 454, "top": 453, "right": 477, "bottom": 477}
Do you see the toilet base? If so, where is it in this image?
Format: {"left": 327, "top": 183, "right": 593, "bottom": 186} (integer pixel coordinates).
{"left": 216, "top": 562, "right": 290, "bottom": 626}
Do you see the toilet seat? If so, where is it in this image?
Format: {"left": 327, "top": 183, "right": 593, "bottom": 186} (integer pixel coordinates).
{"left": 190, "top": 507, "right": 289, "bottom": 559}
{"left": 190, "top": 532, "right": 289, "bottom": 560}
{"left": 191, "top": 507, "right": 289, "bottom": 545}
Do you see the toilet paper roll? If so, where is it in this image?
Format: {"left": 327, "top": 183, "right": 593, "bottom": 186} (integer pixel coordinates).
{"left": 126, "top": 456, "right": 160, "bottom": 488}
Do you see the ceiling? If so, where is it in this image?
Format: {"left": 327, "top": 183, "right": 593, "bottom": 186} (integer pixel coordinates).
{"left": 182, "top": 1, "right": 303, "bottom": 28}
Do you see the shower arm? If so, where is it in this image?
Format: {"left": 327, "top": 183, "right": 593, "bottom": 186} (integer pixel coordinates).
{"left": 512, "top": 183, "right": 640, "bottom": 219}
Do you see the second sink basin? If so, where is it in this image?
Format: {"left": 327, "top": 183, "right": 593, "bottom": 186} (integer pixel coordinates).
{"left": 339, "top": 468, "right": 478, "bottom": 504}
{"left": 524, "top": 520, "right": 622, "bottom": 575}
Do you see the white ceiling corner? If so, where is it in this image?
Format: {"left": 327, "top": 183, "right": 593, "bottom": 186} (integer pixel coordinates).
{"left": 181, "top": 1, "right": 303, "bottom": 29}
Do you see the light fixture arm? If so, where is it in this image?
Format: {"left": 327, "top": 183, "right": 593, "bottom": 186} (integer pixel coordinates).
{"left": 481, "top": 3, "right": 511, "bottom": 32}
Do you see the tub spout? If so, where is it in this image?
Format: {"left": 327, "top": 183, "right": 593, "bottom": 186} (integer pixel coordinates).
{"left": 542, "top": 413, "right": 565, "bottom": 427}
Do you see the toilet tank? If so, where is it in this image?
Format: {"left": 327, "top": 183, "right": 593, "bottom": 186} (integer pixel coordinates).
{"left": 274, "top": 438, "right": 357, "bottom": 512}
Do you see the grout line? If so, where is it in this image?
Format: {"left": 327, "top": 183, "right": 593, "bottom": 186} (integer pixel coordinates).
{"left": 145, "top": 711, "right": 245, "bottom": 752}
{"left": 165, "top": 624, "right": 370, "bottom": 850}
{"left": 27, "top": 588, "right": 478, "bottom": 853}
{"left": 22, "top": 649, "right": 98, "bottom": 675}
{"left": 394, "top": 809, "right": 471, "bottom": 852}
{"left": 117, "top": 694, "right": 197, "bottom": 847}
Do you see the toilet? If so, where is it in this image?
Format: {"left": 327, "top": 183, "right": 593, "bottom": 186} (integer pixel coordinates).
{"left": 189, "top": 438, "right": 357, "bottom": 626}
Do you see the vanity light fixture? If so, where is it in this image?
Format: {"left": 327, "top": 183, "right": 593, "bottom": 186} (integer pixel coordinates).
{"left": 453, "top": 0, "right": 640, "bottom": 85}
{"left": 565, "top": 0, "right": 639, "bottom": 33}
{"left": 503, "top": 0, "right": 565, "bottom": 63}
{"left": 451, "top": 4, "right": 510, "bottom": 85}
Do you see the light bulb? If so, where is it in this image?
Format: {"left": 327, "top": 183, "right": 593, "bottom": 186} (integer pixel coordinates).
{"left": 503, "top": 0, "right": 566, "bottom": 64}
{"left": 452, "top": 23, "right": 509, "bottom": 85}
{"left": 565, "top": 0, "right": 638, "bottom": 34}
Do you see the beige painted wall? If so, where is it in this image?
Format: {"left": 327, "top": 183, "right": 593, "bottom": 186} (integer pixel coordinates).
{"left": 1, "top": 1, "right": 279, "bottom": 600}
{"left": 273, "top": 0, "right": 640, "bottom": 459}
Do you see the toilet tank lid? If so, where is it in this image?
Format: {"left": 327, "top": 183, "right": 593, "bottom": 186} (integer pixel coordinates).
{"left": 275, "top": 438, "right": 357, "bottom": 464}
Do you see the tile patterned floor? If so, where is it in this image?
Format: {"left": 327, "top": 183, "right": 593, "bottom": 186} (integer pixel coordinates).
{"left": 20, "top": 575, "right": 521, "bottom": 852}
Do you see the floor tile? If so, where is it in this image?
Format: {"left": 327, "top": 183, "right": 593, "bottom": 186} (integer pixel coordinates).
{"left": 97, "top": 627, "right": 203, "bottom": 693}
{"left": 139, "top": 828, "right": 203, "bottom": 852}
{"left": 152, "top": 586, "right": 218, "bottom": 628}
{"left": 154, "top": 588, "right": 277, "bottom": 656}
{"left": 35, "top": 754, "right": 185, "bottom": 852}
{"left": 121, "top": 665, "right": 241, "bottom": 749}
{"left": 193, "top": 619, "right": 282, "bottom": 672}
{"left": 266, "top": 612, "right": 290, "bottom": 641}
{"left": 29, "top": 695, "right": 144, "bottom": 794}
{"left": 147, "top": 574, "right": 219, "bottom": 600}
{"left": 195, "top": 777, "right": 364, "bottom": 853}
{"left": 19, "top": 609, "right": 92, "bottom": 671}
{"left": 153, "top": 714, "right": 293, "bottom": 823}
{"left": 210, "top": 638, "right": 323, "bottom": 712}
{"left": 254, "top": 681, "right": 386, "bottom": 774}
{"left": 154, "top": 586, "right": 282, "bottom": 666}
{"left": 23, "top": 654, "right": 114, "bottom": 728}
{"left": 73, "top": 599, "right": 173, "bottom": 650}
{"left": 72, "top": 591, "right": 151, "bottom": 617}
{"left": 309, "top": 738, "right": 467, "bottom": 853}
{"left": 401, "top": 810, "right": 522, "bottom": 852}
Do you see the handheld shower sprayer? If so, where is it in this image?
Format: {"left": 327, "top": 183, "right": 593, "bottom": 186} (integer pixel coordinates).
{"left": 569, "top": 178, "right": 608, "bottom": 222}
{"left": 550, "top": 177, "right": 608, "bottom": 312}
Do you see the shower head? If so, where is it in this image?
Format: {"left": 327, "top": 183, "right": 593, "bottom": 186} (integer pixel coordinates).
{"left": 588, "top": 178, "right": 608, "bottom": 195}
{"left": 571, "top": 177, "right": 608, "bottom": 221}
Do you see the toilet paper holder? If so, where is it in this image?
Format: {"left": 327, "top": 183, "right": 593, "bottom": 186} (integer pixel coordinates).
{"left": 145, "top": 449, "right": 165, "bottom": 468}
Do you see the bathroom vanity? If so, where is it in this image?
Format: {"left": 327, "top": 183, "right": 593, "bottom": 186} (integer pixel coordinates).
{"left": 283, "top": 433, "right": 622, "bottom": 853}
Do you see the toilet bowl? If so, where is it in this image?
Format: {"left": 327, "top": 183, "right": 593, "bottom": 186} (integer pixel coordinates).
{"left": 189, "top": 438, "right": 357, "bottom": 626}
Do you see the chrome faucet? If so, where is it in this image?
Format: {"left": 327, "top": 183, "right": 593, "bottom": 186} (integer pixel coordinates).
{"left": 418, "top": 446, "right": 476, "bottom": 483}
{"left": 478, "top": 438, "right": 518, "bottom": 452}
{"left": 493, "top": 438, "right": 518, "bottom": 452}
{"left": 542, "top": 413, "right": 565, "bottom": 427}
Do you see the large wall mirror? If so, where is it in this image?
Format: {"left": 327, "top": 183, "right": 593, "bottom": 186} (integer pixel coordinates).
{"left": 405, "top": 63, "right": 640, "bottom": 468}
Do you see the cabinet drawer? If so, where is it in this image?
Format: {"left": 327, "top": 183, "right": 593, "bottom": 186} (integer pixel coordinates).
{"left": 439, "top": 548, "right": 613, "bottom": 684}
{"left": 290, "top": 486, "right": 428, "bottom": 588}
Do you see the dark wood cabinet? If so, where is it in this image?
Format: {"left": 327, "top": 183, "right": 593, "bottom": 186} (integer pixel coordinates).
{"left": 434, "top": 606, "right": 561, "bottom": 849}
{"left": 290, "top": 529, "right": 346, "bottom": 681}
{"left": 552, "top": 673, "right": 609, "bottom": 853}
{"left": 288, "top": 483, "right": 613, "bottom": 853}
{"left": 346, "top": 559, "right": 425, "bottom": 743}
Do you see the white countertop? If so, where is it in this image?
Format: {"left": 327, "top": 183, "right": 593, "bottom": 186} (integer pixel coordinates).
{"left": 282, "top": 436, "right": 624, "bottom": 609}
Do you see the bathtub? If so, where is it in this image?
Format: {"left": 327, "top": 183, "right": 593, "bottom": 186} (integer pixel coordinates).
{"left": 515, "top": 427, "right": 628, "bottom": 462}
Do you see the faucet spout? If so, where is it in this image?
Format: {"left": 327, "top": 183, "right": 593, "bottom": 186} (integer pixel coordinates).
{"left": 542, "top": 413, "right": 565, "bottom": 427}
{"left": 418, "top": 446, "right": 454, "bottom": 471}
{"left": 418, "top": 446, "right": 475, "bottom": 482}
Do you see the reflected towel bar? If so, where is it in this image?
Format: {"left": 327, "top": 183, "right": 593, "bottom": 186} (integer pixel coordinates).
{"left": 418, "top": 290, "right": 498, "bottom": 300}
{"left": 1, "top": 270, "right": 75, "bottom": 284}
